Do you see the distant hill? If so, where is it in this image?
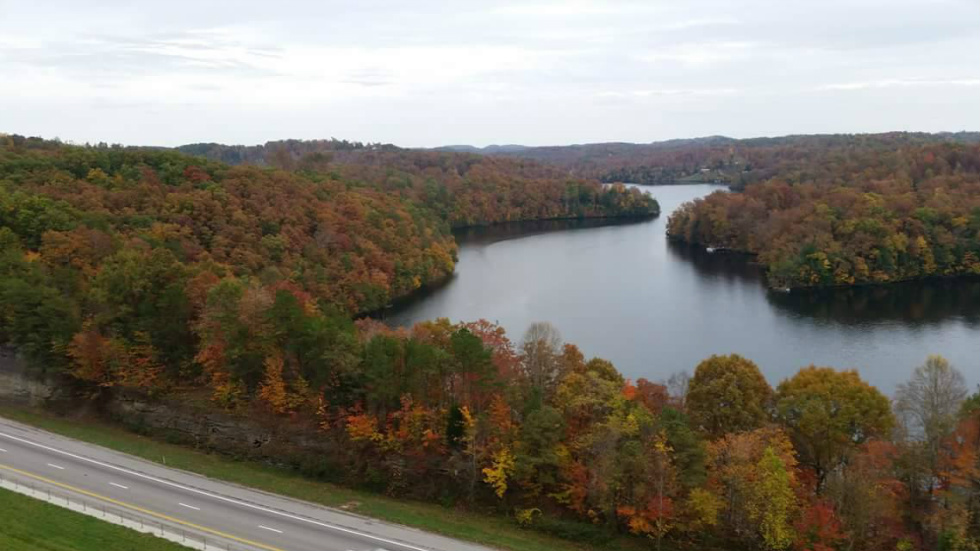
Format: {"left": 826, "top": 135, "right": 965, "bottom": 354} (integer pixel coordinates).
{"left": 478, "top": 132, "right": 980, "bottom": 185}
{"left": 177, "top": 132, "right": 980, "bottom": 187}
{"left": 177, "top": 139, "right": 401, "bottom": 166}
{"left": 431, "top": 144, "right": 530, "bottom": 154}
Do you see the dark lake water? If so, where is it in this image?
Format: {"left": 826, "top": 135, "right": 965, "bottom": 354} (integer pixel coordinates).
{"left": 386, "top": 184, "right": 980, "bottom": 393}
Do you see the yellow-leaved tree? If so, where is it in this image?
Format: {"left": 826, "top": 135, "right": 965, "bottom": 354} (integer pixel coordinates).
{"left": 749, "top": 446, "right": 798, "bottom": 550}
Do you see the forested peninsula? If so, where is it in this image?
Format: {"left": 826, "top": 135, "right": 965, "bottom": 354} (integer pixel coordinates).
{"left": 666, "top": 138, "right": 980, "bottom": 289}
{"left": 0, "top": 135, "right": 657, "bottom": 316}
{"left": 177, "top": 138, "right": 661, "bottom": 227}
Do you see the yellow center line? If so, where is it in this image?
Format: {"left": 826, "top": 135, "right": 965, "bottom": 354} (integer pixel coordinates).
{"left": 0, "top": 463, "right": 286, "bottom": 551}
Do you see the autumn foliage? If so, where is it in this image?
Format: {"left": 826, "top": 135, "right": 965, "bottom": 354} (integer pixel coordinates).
{"left": 3, "top": 134, "right": 980, "bottom": 550}
{"left": 179, "top": 139, "right": 661, "bottom": 227}
{"left": 666, "top": 141, "right": 980, "bottom": 289}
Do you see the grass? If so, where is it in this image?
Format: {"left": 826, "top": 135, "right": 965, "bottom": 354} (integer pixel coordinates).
{"left": 0, "top": 486, "right": 188, "bottom": 551}
{"left": 0, "top": 406, "right": 648, "bottom": 551}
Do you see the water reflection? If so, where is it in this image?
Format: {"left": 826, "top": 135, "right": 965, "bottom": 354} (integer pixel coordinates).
{"left": 665, "top": 241, "right": 765, "bottom": 285}
{"left": 456, "top": 217, "right": 656, "bottom": 247}
{"left": 667, "top": 240, "right": 980, "bottom": 327}
{"left": 768, "top": 279, "right": 980, "bottom": 327}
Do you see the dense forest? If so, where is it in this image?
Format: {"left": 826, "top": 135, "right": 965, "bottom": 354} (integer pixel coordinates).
{"left": 666, "top": 141, "right": 980, "bottom": 288}
{"left": 178, "top": 138, "right": 402, "bottom": 165}
{"left": 183, "top": 134, "right": 980, "bottom": 190}
{"left": 487, "top": 132, "right": 980, "bottom": 186}
{"left": 0, "top": 132, "right": 656, "bottom": 408}
{"left": 3, "top": 133, "right": 980, "bottom": 550}
{"left": 178, "top": 140, "right": 660, "bottom": 227}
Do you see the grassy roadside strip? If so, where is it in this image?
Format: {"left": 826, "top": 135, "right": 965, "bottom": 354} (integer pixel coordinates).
{"left": 0, "top": 486, "right": 190, "bottom": 551}
{"left": 0, "top": 406, "right": 648, "bottom": 551}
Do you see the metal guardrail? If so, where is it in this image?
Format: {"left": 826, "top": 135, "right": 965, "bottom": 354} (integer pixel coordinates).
{"left": 0, "top": 470, "right": 262, "bottom": 551}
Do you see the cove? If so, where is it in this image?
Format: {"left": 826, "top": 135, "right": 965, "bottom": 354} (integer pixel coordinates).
{"left": 385, "top": 184, "right": 980, "bottom": 392}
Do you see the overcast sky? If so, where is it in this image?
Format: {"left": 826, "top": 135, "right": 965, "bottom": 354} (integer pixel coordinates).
{"left": 2, "top": 0, "right": 978, "bottom": 148}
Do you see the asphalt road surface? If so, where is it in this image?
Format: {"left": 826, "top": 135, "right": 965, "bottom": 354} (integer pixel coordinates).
{"left": 0, "top": 416, "right": 497, "bottom": 551}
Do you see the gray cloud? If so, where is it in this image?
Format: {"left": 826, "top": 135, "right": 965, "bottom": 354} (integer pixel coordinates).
{"left": 1, "top": 31, "right": 280, "bottom": 80}
{"left": 0, "top": 0, "right": 977, "bottom": 146}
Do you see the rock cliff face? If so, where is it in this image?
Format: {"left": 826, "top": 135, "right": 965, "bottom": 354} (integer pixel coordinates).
{"left": 105, "top": 395, "right": 343, "bottom": 477}
{"left": 105, "top": 392, "right": 276, "bottom": 454}
{"left": 0, "top": 348, "right": 58, "bottom": 406}
{"left": 0, "top": 355, "right": 341, "bottom": 478}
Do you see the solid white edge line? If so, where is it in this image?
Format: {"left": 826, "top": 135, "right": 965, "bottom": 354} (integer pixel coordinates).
{"left": 179, "top": 502, "right": 201, "bottom": 511}
{"left": 109, "top": 482, "right": 129, "bottom": 490}
{"left": 0, "top": 429, "right": 431, "bottom": 551}
{"left": 47, "top": 463, "right": 65, "bottom": 470}
{"left": 258, "top": 525, "right": 284, "bottom": 534}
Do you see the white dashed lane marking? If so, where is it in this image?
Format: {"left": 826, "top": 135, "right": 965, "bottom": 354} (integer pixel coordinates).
{"left": 0, "top": 429, "right": 431, "bottom": 551}
{"left": 258, "top": 525, "right": 284, "bottom": 534}
{"left": 47, "top": 463, "right": 65, "bottom": 470}
{"left": 109, "top": 482, "right": 129, "bottom": 490}
{"left": 179, "top": 503, "right": 201, "bottom": 511}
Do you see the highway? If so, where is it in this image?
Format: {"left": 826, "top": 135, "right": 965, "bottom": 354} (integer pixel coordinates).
{"left": 0, "top": 416, "right": 496, "bottom": 551}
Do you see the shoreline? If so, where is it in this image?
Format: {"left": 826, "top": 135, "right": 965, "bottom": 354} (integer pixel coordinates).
{"left": 364, "top": 211, "right": 661, "bottom": 320}
{"left": 667, "top": 235, "right": 980, "bottom": 293}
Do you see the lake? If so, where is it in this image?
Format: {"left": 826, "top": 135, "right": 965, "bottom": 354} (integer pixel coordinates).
{"left": 386, "top": 184, "right": 980, "bottom": 393}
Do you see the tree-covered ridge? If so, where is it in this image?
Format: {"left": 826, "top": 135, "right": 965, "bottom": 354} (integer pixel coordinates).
{"left": 178, "top": 138, "right": 400, "bottom": 166}
{"left": 331, "top": 151, "right": 659, "bottom": 227}
{"left": 0, "top": 135, "right": 458, "bottom": 315}
{"left": 178, "top": 140, "right": 661, "bottom": 226}
{"left": 667, "top": 142, "right": 980, "bottom": 288}
{"left": 491, "top": 132, "right": 980, "bottom": 185}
